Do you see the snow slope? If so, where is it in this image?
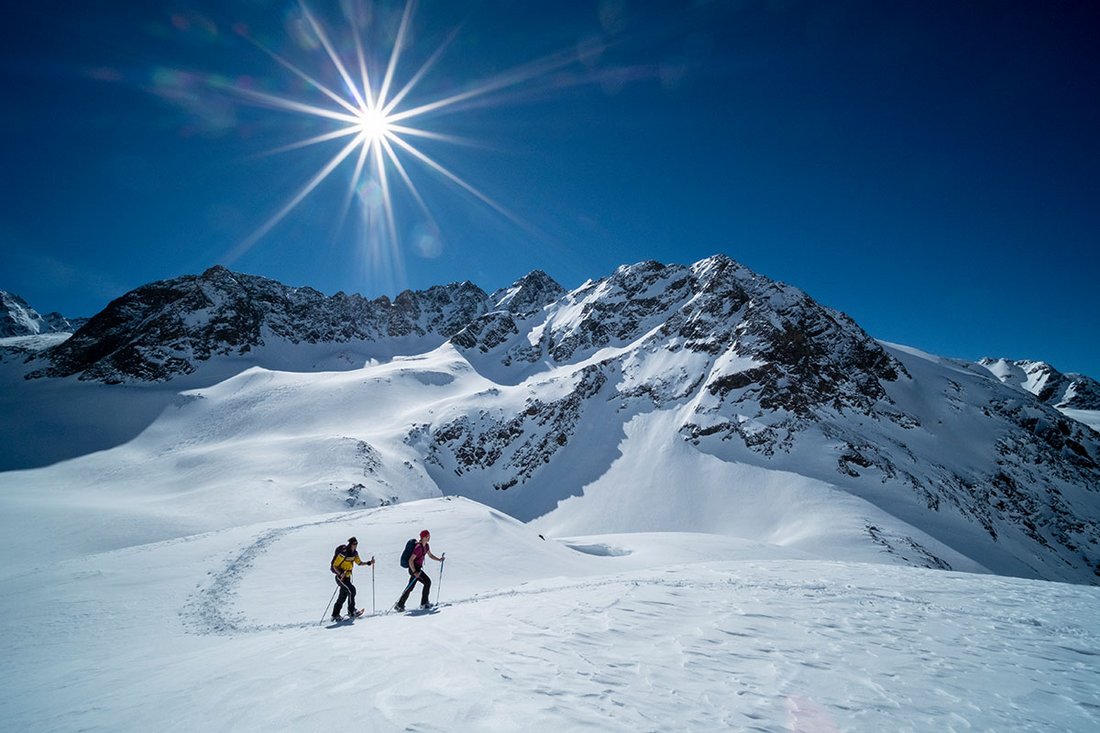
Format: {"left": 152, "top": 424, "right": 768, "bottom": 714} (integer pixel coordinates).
{"left": 0, "top": 341, "right": 988, "bottom": 579}
{"left": 2, "top": 497, "right": 1097, "bottom": 732}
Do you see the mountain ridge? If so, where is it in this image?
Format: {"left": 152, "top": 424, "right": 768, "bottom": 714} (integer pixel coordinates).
{"left": 3, "top": 255, "right": 1098, "bottom": 584}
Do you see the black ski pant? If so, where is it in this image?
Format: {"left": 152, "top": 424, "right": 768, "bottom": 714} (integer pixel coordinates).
{"left": 397, "top": 568, "right": 430, "bottom": 607}
{"left": 334, "top": 574, "right": 357, "bottom": 616}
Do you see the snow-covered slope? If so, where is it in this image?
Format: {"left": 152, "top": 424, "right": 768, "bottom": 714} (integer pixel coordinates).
{"left": 2, "top": 497, "right": 1097, "bottom": 732}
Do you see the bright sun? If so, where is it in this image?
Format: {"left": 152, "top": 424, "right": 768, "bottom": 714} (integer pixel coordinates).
{"left": 356, "top": 107, "right": 391, "bottom": 143}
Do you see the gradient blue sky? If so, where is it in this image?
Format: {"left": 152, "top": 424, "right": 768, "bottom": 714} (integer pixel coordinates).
{"left": 2, "top": 1, "right": 1098, "bottom": 377}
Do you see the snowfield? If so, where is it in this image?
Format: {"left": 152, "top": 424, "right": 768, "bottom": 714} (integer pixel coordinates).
{"left": 2, "top": 497, "right": 1099, "bottom": 732}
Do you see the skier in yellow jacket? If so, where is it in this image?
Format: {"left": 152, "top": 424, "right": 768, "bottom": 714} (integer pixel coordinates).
{"left": 331, "top": 537, "right": 374, "bottom": 620}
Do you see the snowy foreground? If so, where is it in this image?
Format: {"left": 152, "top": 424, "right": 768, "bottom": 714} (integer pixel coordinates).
{"left": 2, "top": 497, "right": 1098, "bottom": 732}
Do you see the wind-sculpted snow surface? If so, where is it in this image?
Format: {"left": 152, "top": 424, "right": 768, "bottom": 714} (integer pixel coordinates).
{"left": 2, "top": 499, "right": 1099, "bottom": 732}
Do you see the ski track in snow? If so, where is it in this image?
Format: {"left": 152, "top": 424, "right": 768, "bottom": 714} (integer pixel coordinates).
{"left": 183, "top": 513, "right": 929, "bottom": 637}
{"left": 181, "top": 512, "right": 365, "bottom": 635}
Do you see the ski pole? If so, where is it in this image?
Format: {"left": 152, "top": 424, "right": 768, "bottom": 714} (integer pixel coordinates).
{"left": 436, "top": 556, "right": 445, "bottom": 605}
{"left": 371, "top": 560, "right": 376, "bottom": 615}
{"left": 319, "top": 585, "right": 339, "bottom": 625}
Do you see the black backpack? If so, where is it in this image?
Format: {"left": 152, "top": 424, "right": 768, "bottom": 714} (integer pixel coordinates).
{"left": 330, "top": 544, "right": 347, "bottom": 574}
{"left": 399, "top": 538, "right": 417, "bottom": 568}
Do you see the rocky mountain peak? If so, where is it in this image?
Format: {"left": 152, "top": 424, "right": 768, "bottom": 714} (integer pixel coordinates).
{"left": 1, "top": 291, "right": 83, "bottom": 337}
{"left": 491, "top": 270, "right": 565, "bottom": 317}
{"left": 200, "top": 264, "right": 234, "bottom": 281}
{"left": 981, "top": 358, "right": 1100, "bottom": 411}
{"left": 452, "top": 256, "right": 907, "bottom": 426}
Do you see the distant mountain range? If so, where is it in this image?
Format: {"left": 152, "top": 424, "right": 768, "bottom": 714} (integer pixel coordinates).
{"left": 2, "top": 256, "right": 1098, "bottom": 584}
{"left": 980, "top": 358, "right": 1100, "bottom": 411}
{"left": 0, "top": 291, "right": 86, "bottom": 337}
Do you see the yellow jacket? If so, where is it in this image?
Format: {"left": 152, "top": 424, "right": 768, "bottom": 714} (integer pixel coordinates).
{"left": 332, "top": 550, "right": 370, "bottom": 577}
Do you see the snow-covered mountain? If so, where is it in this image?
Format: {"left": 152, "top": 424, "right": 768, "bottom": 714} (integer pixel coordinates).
{"left": 0, "top": 289, "right": 84, "bottom": 337}
{"left": 981, "top": 357, "right": 1100, "bottom": 411}
{"left": 3, "top": 255, "right": 1099, "bottom": 586}
{"left": 24, "top": 265, "right": 494, "bottom": 382}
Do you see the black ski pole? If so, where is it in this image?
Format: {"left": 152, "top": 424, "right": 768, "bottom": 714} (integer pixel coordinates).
{"left": 371, "top": 560, "right": 376, "bottom": 615}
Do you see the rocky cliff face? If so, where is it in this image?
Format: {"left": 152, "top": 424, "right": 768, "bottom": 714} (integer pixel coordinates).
{"left": 443, "top": 256, "right": 911, "bottom": 452}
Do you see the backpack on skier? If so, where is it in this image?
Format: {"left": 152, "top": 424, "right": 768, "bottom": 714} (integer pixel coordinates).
{"left": 330, "top": 544, "right": 347, "bottom": 574}
{"left": 399, "top": 538, "right": 417, "bottom": 568}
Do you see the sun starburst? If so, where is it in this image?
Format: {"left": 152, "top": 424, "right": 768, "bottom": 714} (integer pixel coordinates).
{"left": 214, "top": 0, "right": 585, "bottom": 288}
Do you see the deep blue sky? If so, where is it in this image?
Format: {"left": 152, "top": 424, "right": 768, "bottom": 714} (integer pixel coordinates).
{"left": 2, "top": 1, "right": 1098, "bottom": 377}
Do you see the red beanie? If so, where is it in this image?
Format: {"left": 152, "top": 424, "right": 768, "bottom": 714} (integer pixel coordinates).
{"left": 420, "top": 529, "right": 430, "bottom": 538}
